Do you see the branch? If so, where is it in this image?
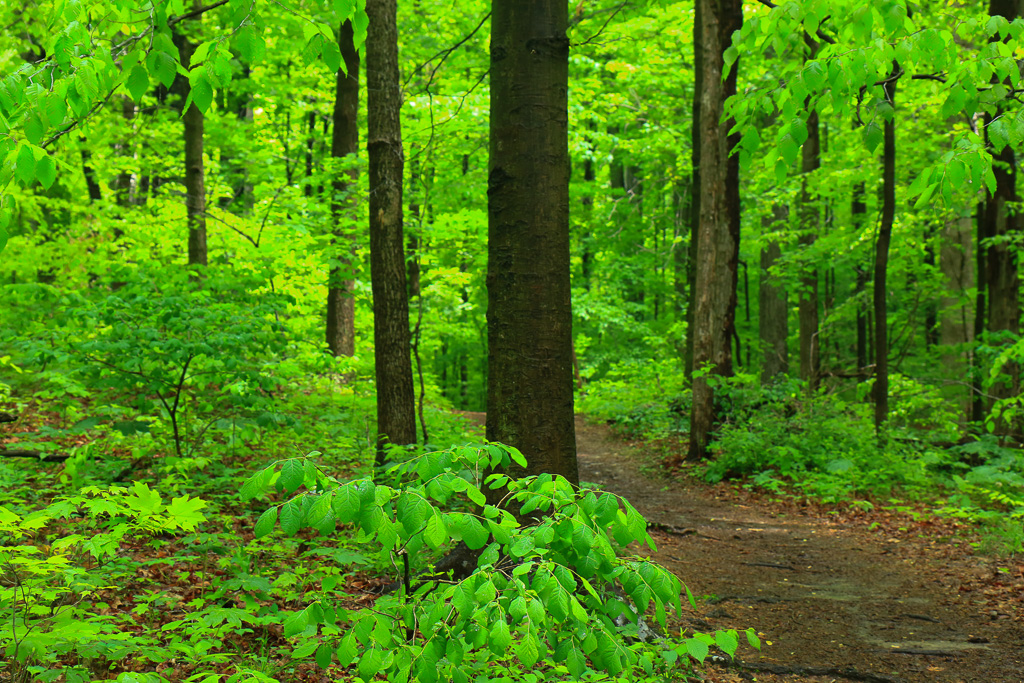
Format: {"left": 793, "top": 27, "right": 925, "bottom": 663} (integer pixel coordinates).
{"left": 0, "top": 449, "right": 68, "bottom": 462}
{"left": 571, "top": 1, "right": 630, "bottom": 47}
{"left": 168, "top": 0, "right": 230, "bottom": 27}
{"left": 406, "top": 11, "right": 491, "bottom": 93}
{"left": 755, "top": 0, "right": 836, "bottom": 45}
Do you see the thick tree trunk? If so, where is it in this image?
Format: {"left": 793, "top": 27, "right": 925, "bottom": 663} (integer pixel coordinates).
{"left": 799, "top": 109, "right": 820, "bottom": 390}
{"left": 874, "top": 69, "right": 897, "bottom": 430}
{"left": 688, "top": 0, "right": 742, "bottom": 461}
{"left": 367, "top": 0, "right": 416, "bottom": 462}
{"left": 759, "top": 205, "right": 788, "bottom": 383}
{"left": 487, "top": 0, "right": 577, "bottom": 483}
{"left": 326, "top": 21, "right": 359, "bottom": 358}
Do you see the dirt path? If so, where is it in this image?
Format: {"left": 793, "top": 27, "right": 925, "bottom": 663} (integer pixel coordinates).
{"left": 571, "top": 416, "right": 1024, "bottom": 683}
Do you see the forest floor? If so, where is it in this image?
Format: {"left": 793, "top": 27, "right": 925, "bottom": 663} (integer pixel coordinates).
{"left": 566, "top": 414, "right": 1024, "bottom": 683}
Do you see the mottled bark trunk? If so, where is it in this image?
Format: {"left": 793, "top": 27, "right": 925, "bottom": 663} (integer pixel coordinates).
{"left": 326, "top": 20, "right": 359, "bottom": 358}
{"left": 685, "top": 0, "right": 702, "bottom": 381}
{"left": 487, "top": 0, "right": 577, "bottom": 483}
{"left": 759, "top": 205, "right": 788, "bottom": 383}
{"left": 688, "top": 0, "right": 742, "bottom": 460}
{"left": 799, "top": 109, "right": 820, "bottom": 390}
{"left": 874, "top": 69, "right": 897, "bottom": 430}
{"left": 367, "top": 0, "right": 416, "bottom": 462}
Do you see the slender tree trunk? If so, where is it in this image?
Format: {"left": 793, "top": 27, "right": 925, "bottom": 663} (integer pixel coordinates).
{"left": 367, "top": 0, "right": 416, "bottom": 462}
{"left": 685, "top": 0, "right": 702, "bottom": 381}
{"left": 799, "top": 109, "right": 820, "bottom": 390}
{"left": 181, "top": 8, "right": 206, "bottom": 268}
{"left": 759, "top": 205, "right": 788, "bottom": 383}
{"left": 688, "top": 0, "right": 742, "bottom": 460}
{"left": 852, "top": 183, "right": 868, "bottom": 371}
{"left": 874, "top": 67, "right": 898, "bottom": 430}
{"left": 487, "top": 0, "right": 577, "bottom": 483}
{"left": 973, "top": 201, "right": 988, "bottom": 422}
{"left": 326, "top": 20, "right": 359, "bottom": 358}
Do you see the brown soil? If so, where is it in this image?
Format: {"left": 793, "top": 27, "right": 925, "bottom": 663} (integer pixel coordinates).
{"left": 570, "top": 415, "right": 1024, "bottom": 683}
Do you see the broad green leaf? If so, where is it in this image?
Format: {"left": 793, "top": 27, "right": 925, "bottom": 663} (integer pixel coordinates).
{"left": 15, "top": 144, "right": 35, "bottom": 185}
{"left": 189, "top": 77, "right": 214, "bottom": 114}
{"left": 515, "top": 633, "right": 540, "bottom": 668}
{"left": 686, "top": 636, "right": 709, "bottom": 662}
{"left": 24, "top": 115, "right": 44, "bottom": 145}
{"left": 280, "top": 497, "right": 304, "bottom": 535}
{"left": 358, "top": 647, "right": 383, "bottom": 682}
{"left": 254, "top": 507, "right": 278, "bottom": 538}
{"left": 283, "top": 609, "right": 308, "bottom": 637}
{"left": 716, "top": 629, "right": 739, "bottom": 657}
{"left": 127, "top": 65, "right": 149, "bottom": 102}
{"left": 35, "top": 155, "right": 56, "bottom": 189}
{"left": 488, "top": 618, "right": 511, "bottom": 655}
{"left": 279, "top": 459, "right": 304, "bottom": 495}
{"left": 240, "top": 466, "right": 272, "bottom": 501}
{"left": 167, "top": 495, "right": 207, "bottom": 531}
{"left": 322, "top": 38, "right": 342, "bottom": 73}
{"left": 746, "top": 628, "right": 762, "bottom": 650}
{"left": 457, "top": 514, "right": 489, "bottom": 549}
{"left": 0, "top": 227, "right": 7, "bottom": 254}
{"left": 424, "top": 512, "right": 446, "bottom": 549}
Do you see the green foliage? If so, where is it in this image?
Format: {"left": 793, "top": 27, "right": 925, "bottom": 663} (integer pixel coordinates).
{"left": 243, "top": 443, "right": 756, "bottom": 681}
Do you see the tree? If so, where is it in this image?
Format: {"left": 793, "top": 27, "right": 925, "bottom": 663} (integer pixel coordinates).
{"left": 486, "top": 0, "right": 577, "bottom": 483}
{"left": 688, "top": 0, "right": 743, "bottom": 461}
{"left": 366, "top": 0, "right": 417, "bottom": 462}
{"left": 180, "top": 1, "right": 207, "bottom": 268}
{"left": 326, "top": 20, "right": 360, "bottom": 358}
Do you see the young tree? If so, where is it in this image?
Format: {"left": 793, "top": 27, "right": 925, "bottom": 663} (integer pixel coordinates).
{"left": 366, "top": 0, "right": 417, "bottom": 462}
{"left": 688, "top": 0, "right": 743, "bottom": 460}
{"left": 181, "top": 2, "right": 207, "bottom": 267}
{"left": 487, "top": 0, "right": 577, "bottom": 483}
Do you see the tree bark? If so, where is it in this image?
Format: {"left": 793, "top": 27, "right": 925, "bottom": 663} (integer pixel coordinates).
{"left": 327, "top": 20, "right": 359, "bottom": 358}
{"left": 852, "top": 182, "right": 868, "bottom": 371}
{"left": 487, "top": 0, "right": 577, "bottom": 483}
{"left": 181, "top": 8, "right": 206, "bottom": 268}
{"left": 367, "top": 0, "right": 416, "bottom": 463}
{"left": 685, "top": 0, "right": 702, "bottom": 381}
{"left": 874, "top": 68, "right": 897, "bottom": 430}
{"left": 982, "top": 0, "right": 1021, "bottom": 422}
{"left": 688, "top": 0, "right": 742, "bottom": 460}
{"left": 799, "top": 109, "right": 820, "bottom": 390}
{"left": 759, "top": 205, "right": 788, "bottom": 383}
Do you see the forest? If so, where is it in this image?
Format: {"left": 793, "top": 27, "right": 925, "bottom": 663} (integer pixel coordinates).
{"left": 1, "top": 0, "right": 1024, "bottom": 681}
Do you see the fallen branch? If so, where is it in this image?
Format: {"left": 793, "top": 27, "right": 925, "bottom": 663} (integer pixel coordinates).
{"left": 0, "top": 449, "right": 68, "bottom": 463}
{"left": 0, "top": 412, "right": 16, "bottom": 424}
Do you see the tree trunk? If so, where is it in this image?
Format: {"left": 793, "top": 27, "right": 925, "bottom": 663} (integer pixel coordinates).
{"left": 983, "top": 0, "right": 1021, "bottom": 424}
{"left": 688, "top": 0, "right": 742, "bottom": 461}
{"left": 874, "top": 68, "right": 897, "bottom": 430}
{"left": 181, "top": 9, "right": 207, "bottom": 268}
{"left": 759, "top": 205, "right": 788, "bottom": 383}
{"left": 326, "top": 20, "right": 359, "bottom": 358}
{"left": 799, "top": 109, "right": 820, "bottom": 390}
{"left": 852, "top": 182, "right": 868, "bottom": 371}
{"left": 487, "top": 0, "right": 577, "bottom": 483}
{"left": 367, "top": 0, "right": 416, "bottom": 463}
{"left": 685, "top": 0, "right": 702, "bottom": 381}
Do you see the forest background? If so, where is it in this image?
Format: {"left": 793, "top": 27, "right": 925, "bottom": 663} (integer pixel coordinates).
{"left": 1, "top": 0, "right": 1024, "bottom": 681}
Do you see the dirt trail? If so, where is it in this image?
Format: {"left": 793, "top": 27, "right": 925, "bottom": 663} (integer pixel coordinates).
{"left": 571, "top": 416, "right": 1024, "bottom": 683}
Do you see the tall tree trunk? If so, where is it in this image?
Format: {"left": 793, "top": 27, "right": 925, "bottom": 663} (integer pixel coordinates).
{"left": 181, "top": 8, "right": 206, "bottom": 268}
{"left": 799, "top": 109, "right": 820, "bottom": 390}
{"left": 367, "top": 0, "right": 416, "bottom": 462}
{"left": 983, "top": 0, "right": 1021, "bottom": 425}
{"left": 759, "top": 205, "right": 788, "bottom": 383}
{"left": 688, "top": 0, "right": 742, "bottom": 460}
{"left": 973, "top": 201, "right": 988, "bottom": 422}
{"left": 685, "top": 0, "right": 702, "bottom": 381}
{"left": 874, "top": 67, "right": 898, "bottom": 430}
{"left": 326, "top": 20, "right": 359, "bottom": 358}
{"left": 487, "top": 0, "right": 577, "bottom": 483}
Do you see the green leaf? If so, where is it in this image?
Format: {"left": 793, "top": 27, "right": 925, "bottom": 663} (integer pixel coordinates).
{"left": 458, "top": 515, "right": 489, "bottom": 549}
{"left": 254, "top": 507, "right": 278, "bottom": 538}
{"left": 147, "top": 50, "right": 177, "bottom": 88}
{"left": 167, "top": 495, "right": 207, "bottom": 531}
{"left": 489, "top": 618, "right": 511, "bottom": 655}
{"left": 746, "top": 628, "right": 761, "bottom": 650}
{"left": 716, "top": 629, "right": 739, "bottom": 658}
{"left": 24, "top": 114, "right": 44, "bottom": 146}
{"left": 189, "top": 77, "right": 213, "bottom": 114}
{"left": 464, "top": 484, "right": 486, "bottom": 506}
{"left": 686, "top": 636, "right": 709, "bottom": 663}
{"left": 358, "top": 647, "right": 383, "bottom": 681}
{"left": 241, "top": 467, "right": 272, "bottom": 501}
{"left": 0, "top": 227, "right": 7, "bottom": 254}
{"left": 322, "top": 38, "right": 342, "bottom": 72}
{"left": 15, "top": 144, "right": 35, "bottom": 186}
{"left": 35, "top": 155, "right": 56, "bottom": 189}
{"left": 515, "top": 633, "right": 540, "bottom": 668}
{"left": 863, "top": 119, "right": 883, "bottom": 152}
{"left": 127, "top": 65, "right": 149, "bottom": 102}
{"left": 279, "top": 459, "right": 304, "bottom": 494}
{"left": 315, "top": 642, "right": 333, "bottom": 668}
{"left": 280, "top": 497, "right": 304, "bottom": 536}
{"left": 283, "top": 609, "right": 308, "bottom": 637}
{"left": 424, "top": 512, "right": 446, "bottom": 549}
